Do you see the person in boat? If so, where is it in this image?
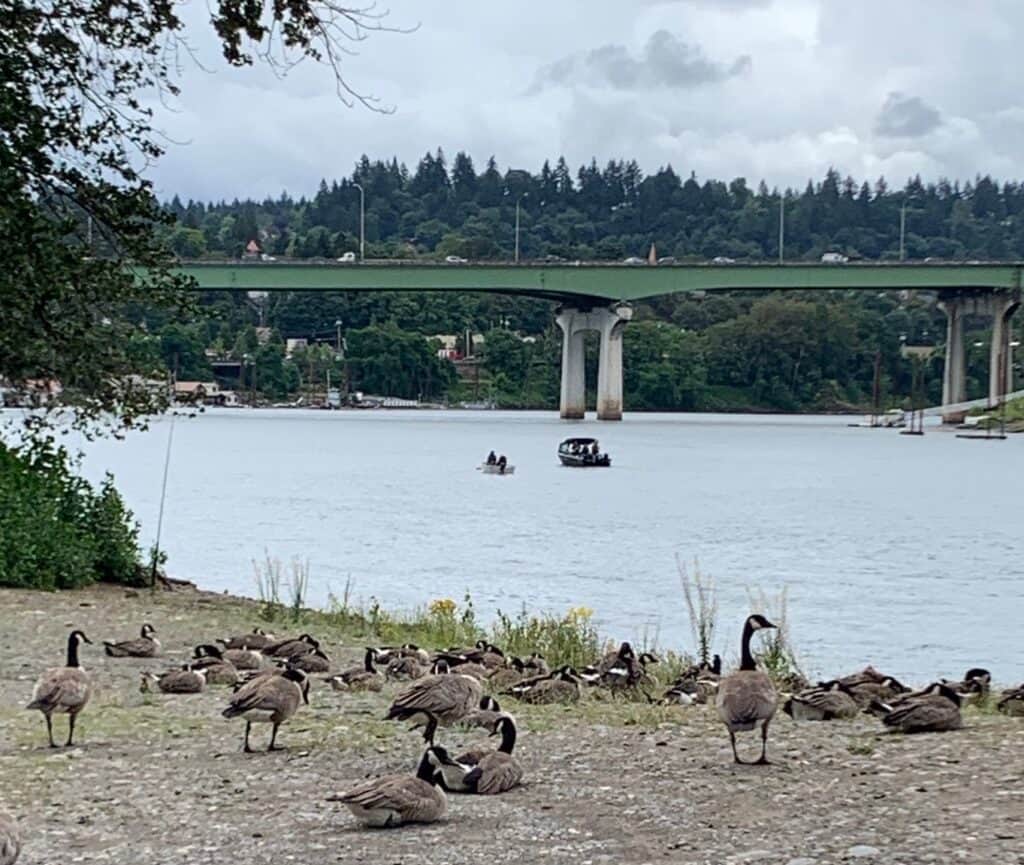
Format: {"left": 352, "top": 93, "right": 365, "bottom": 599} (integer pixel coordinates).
{"left": 486, "top": 450, "right": 497, "bottom": 465}
{"left": 496, "top": 454, "right": 507, "bottom": 473}
{"left": 591, "top": 440, "right": 600, "bottom": 456}
{"left": 570, "top": 442, "right": 579, "bottom": 454}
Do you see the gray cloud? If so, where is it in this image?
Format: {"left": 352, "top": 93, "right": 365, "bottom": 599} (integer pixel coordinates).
{"left": 874, "top": 92, "right": 943, "bottom": 138}
{"left": 530, "top": 29, "right": 751, "bottom": 94}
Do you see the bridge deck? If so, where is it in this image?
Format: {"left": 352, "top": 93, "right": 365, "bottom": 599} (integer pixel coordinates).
{"left": 180, "top": 261, "right": 1024, "bottom": 302}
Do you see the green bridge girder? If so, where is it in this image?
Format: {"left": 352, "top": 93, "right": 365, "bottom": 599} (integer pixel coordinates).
{"left": 179, "top": 261, "right": 1024, "bottom": 304}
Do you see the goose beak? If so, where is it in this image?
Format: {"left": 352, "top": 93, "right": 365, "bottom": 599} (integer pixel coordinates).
{"left": 82, "top": 635, "right": 93, "bottom": 644}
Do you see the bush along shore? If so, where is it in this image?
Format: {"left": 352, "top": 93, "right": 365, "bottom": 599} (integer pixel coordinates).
{"left": 0, "top": 441, "right": 148, "bottom": 590}
{"left": 0, "top": 579, "right": 1021, "bottom": 865}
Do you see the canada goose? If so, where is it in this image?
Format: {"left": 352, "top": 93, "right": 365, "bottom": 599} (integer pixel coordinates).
{"left": 485, "top": 657, "right": 528, "bottom": 691}
{"left": 664, "top": 655, "right": 721, "bottom": 705}
{"left": 384, "top": 654, "right": 428, "bottom": 682}
{"left": 428, "top": 719, "right": 524, "bottom": 796}
{"left": 288, "top": 648, "right": 331, "bottom": 674}
{"left": 385, "top": 669, "right": 485, "bottom": 743}
{"left": 716, "top": 614, "right": 778, "bottom": 764}
{"left": 523, "top": 652, "right": 550, "bottom": 676}
{"left": 941, "top": 668, "right": 992, "bottom": 700}
{"left": 103, "top": 623, "right": 160, "bottom": 658}
{"left": 261, "top": 634, "right": 319, "bottom": 659}
{"left": 511, "top": 665, "right": 582, "bottom": 704}
{"left": 27, "top": 630, "right": 93, "bottom": 748}
{"left": 454, "top": 708, "right": 510, "bottom": 761}
{"left": 587, "top": 641, "right": 639, "bottom": 685}
{"left": 447, "top": 658, "right": 490, "bottom": 680}
{"left": 200, "top": 642, "right": 264, "bottom": 671}
{"left": 218, "top": 628, "right": 275, "bottom": 651}
{"left": 222, "top": 667, "right": 309, "bottom": 752}
{"left": 996, "top": 684, "right": 1024, "bottom": 716}
{"left": 329, "top": 648, "right": 383, "bottom": 691}
{"left": 456, "top": 696, "right": 503, "bottom": 731}
{"left": 143, "top": 665, "right": 207, "bottom": 694}
{"left": 0, "top": 811, "right": 20, "bottom": 865}
{"left": 783, "top": 680, "right": 859, "bottom": 721}
{"left": 328, "top": 748, "right": 446, "bottom": 827}
{"left": 839, "top": 674, "right": 908, "bottom": 707}
{"left": 377, "top": 643, "right": 431, "bottom": 665}
{"left": 872, "top": 682, "right": 962, "bottom": 733}
{"left": 190, "top": 646, "right": 240, "bottom": 686}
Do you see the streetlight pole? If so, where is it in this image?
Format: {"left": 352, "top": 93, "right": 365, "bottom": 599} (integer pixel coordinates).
{"left": 514, "top": 194, "right": 527, "bottom": 264}
{"left": 778, "top": 192, "right": 785, "bottom": 264}
{"left": 353, "top": 182, "right": 365, "bottom": 261}
{"left": 899, "top": 203, "right": 906, "bottom": 262}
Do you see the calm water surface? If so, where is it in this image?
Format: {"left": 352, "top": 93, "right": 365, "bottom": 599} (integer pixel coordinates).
{"left": 59, "top": 409, "right": 1023, "bottom": 682}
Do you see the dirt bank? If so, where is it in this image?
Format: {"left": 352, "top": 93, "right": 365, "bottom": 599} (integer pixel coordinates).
{"left": 0, "top": 585, "right": 1020, "bottom": 865}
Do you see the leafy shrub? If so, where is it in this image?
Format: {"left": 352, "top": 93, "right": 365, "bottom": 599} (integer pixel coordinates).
{"left": 0, "top": 441, "right": 144, "bottom": 589}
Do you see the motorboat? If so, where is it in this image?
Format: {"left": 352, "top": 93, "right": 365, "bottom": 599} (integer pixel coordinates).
{"left": 480, "top": 462, "right": 515, "bottom": 475}
{"left": 558, "top": 437, "right": 611, "bottom": 467}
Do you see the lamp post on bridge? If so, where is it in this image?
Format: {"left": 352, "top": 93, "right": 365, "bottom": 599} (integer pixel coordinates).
{"left": 778, "top": 192, "right": 785, "bottom": 264}
{"left": 352, "top": 182, "right": 365, "bottom": 261}
{"left": 514, "top": 193, "right": 527, "bottom": 264}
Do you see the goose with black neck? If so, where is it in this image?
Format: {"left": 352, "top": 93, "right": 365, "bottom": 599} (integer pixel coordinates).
{"left": 715, "top": 614, "right": 778, "bottom": 765}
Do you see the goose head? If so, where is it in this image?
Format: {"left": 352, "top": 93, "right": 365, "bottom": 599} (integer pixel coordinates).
{"left": 282, "top": 668, "right": 311, "bottom": 703}
{"left": 141, "top": 623, "right": 157, "bottom": 639}
{"left": 617, "top": 642, "right": 636, "bottom": 660}
{"left": 963, "top": 668, "right": 991, "bottom": 686}
{"left": 479, "top": 695, "right": 501, "bottom": 712}
{"left": 746, "top": 614, "right": 777, "bottom": 632}
{"left": 639, "top": 651, "right": 661, "bottom": 666}
{"left": 709, "top": 654, "right": 722, "bottom": 675}
{"left": 70, "top": 630, "right": 92, "bottom": 646}
{"left": 926, "top": 682, "right": 962, "bottom": 705}
{"left": 431, "top": 659, "right": 451, "bottom": 675}
{"left": 881, "top": 675, "right": 909, "bottom": 693}
{"left": 194, "top": 644, "right": 223, "bottom": 659}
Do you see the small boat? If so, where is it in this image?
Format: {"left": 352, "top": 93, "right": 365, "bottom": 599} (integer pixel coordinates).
{"left": 480, "top": 463, "right": 515, "bottom": 475}
{"left": 558, "top": 438, "right": 611, "bottom": 467}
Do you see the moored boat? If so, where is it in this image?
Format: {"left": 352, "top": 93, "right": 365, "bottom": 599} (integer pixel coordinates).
{"left": 558, "top": 438, "right": 610, "bottom": 467}
{"left": 480, "top": 463, "right": 515, "bottom": 475}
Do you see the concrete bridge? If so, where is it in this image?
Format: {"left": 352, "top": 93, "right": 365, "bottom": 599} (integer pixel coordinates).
{"left": 181, "top": 261, "right": 1024, "bottom": 422}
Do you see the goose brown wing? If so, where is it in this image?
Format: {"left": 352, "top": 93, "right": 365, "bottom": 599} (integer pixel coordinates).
{"left": 340, "top": 776, "right": 438, "bottom": 812}
{"left": 468, "top": 753, "right": 523, "bottom": 795}
{"left": 717, "top": 672, "right": 777, "bottom": 724}
{"left": 224, "top": 676, "right": 286, "bottom": 716}
{"left": 388, "top": 674, "right": 480, "bottom": 717}
{"left": 28, "top": 668, "right": 90, "bottom": 711}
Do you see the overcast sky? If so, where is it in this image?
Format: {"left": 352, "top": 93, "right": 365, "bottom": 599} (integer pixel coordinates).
{"left": 150, "top": 0, "right": 1024, "bottom": 202}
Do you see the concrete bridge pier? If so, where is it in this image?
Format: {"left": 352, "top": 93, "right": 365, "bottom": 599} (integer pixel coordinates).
{"left": 939, "top": 297, "right": 967, "bottom": 424}
{"left": 556, "top": 308, "right": 586, "bottom": 419}
{"left": 988, "top": 295, "right": 1020, "bottom": 408}
{"left": 556, "top": 304, "right": 633, "bottom": 420}
{"left": 595, "top": 305, "right": 633, "bottom": 421}
{"left": 939, "top": 290, "right": 1020, "bottom": 422}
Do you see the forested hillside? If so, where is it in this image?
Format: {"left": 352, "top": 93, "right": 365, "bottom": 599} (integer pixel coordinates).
{"left": 147, "top": 154, "right": 1023, "bottom": 413}
{"left": 162, "top": 152, "right": 1024, "bottom": 263}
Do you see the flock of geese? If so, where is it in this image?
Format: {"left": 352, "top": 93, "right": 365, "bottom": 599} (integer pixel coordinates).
{"left": 2, "top": 613, "right": 1022, "bottom": 858}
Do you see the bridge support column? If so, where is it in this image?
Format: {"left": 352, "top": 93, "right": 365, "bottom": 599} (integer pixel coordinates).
{"left": 556, "top": 308, "right": 586, "bottom": 419}
{"left": 988, "top": 296, "right": 1019, "bottom": 408}
{"left": 939, "top": 298, "right": 967, "bottom": 424}
{"left": 595, "top": 305, "right": 633, "bottom": 421}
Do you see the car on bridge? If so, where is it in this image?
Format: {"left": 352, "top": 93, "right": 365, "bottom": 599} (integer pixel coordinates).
{"left": 336, "top": 252, "right": 357, "bottom": 263}
{"left": 445, "top": 255, "right": 468, "bottom": 264}
{"left": 821, "top": 252, "right": 849, "bottom": 264}
{"left": 623, "top": 256, "right": 646, "bottom": 265}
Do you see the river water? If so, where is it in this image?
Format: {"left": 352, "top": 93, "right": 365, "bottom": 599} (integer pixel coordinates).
{"left": 53, "top": 409, "right": 1023, "bottom": 683}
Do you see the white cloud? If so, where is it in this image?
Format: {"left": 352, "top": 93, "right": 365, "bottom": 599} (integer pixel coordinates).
{"left": 147, "top": 0, "right": 1024, "bottom": 201}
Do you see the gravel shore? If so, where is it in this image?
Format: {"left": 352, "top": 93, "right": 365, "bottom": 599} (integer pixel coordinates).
{"left": 0, "top": 584, "right": 1020, "bottom": 865}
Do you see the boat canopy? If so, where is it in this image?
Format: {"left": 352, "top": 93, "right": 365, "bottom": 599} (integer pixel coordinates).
{"left": 559, "top": 437, "right": 597, "bottom": 446}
